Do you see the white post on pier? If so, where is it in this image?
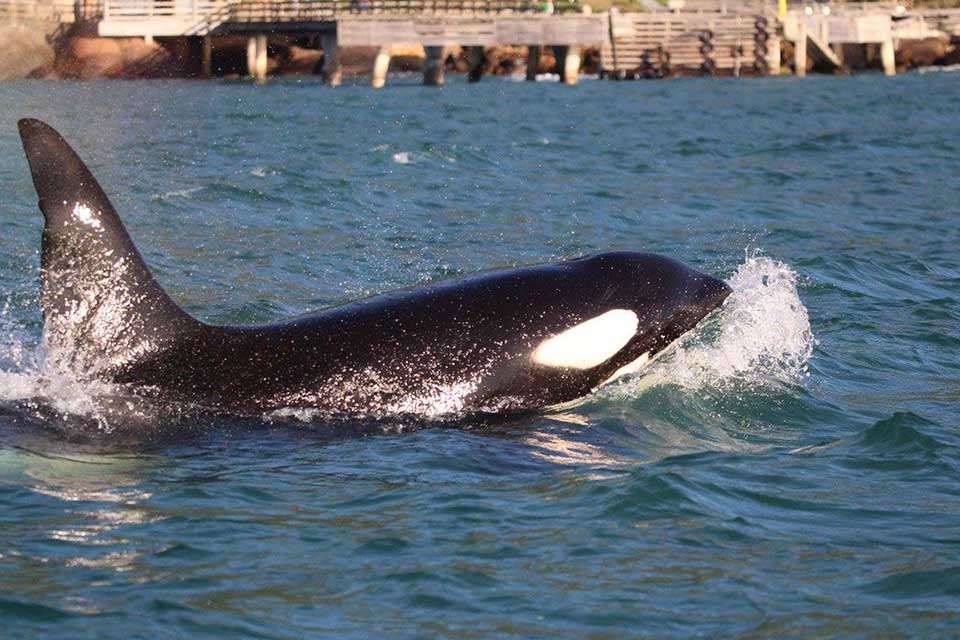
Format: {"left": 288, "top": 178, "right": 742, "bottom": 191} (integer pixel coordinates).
{"left": 247, "top": 34, "right": 268, "bottom": 82}
{"left": 795, "top": 18, "right": 807, "bottom": 77}
{"left": 256, "top": 34, "right": 268, "bottom": 81}
{"left": 768, "top": 36, "right": 782, "bottom": 75}
{"left": 371, "top": 45, "right": 391, "bottom": 88}
{"left": 562, "top": 45, "right": 581, "bottom": 85}
{"left": 246, "top": 36, "right": 257, "bottom": 78}
{"left": 881, "top": 37, "right": 895, "bottom": 76}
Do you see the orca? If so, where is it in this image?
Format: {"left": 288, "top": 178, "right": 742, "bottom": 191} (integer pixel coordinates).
{"left": 17, "top": 118, "right": 730, "bottom": 416}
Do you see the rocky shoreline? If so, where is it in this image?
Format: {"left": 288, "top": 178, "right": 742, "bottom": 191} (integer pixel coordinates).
{"left": 3, "top": 29, "right": 600, "bottom": 80}
{"left": 2, "top": 25, "right": 957, "bottom": 81}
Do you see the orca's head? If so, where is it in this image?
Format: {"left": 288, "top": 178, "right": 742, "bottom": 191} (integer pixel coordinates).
{"left": 627, "top": 251, "right": 730, "bottom": 342}
{"left": 596, "top": 251, "right": 730, "bottom": 351}
{"left": 528, "top": 252, "right": 731, "bottom": 387}
{"left": 574, "top": 248, "right": 727, "bottom": 313}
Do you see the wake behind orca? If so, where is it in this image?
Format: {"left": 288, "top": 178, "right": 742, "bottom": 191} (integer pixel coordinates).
{"left": 17, "top": 118, "right": 730, "bottom": 418}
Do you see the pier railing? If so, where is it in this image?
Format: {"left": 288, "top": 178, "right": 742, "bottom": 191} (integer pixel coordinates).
{"left": 0, "top": 0, "right": 75, "bottom": 22}
{"left": 85, "top": 0, "right": 589, "bottom": 36}
{"left": 101, "top": 0, "right": 228, "bottom": 21}
{"left": 96, "top": 0, "right": 581, "bottom": 22}
{"left": 87, "top": 0, "right": 584, "bottom": 35}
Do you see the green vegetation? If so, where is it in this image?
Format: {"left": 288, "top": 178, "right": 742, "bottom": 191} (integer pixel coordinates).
{"left": 580, "top": 0, "right": 655, "bottom": 10}
{"left": 907, "top": 0, "right": 960, "bottom": 8}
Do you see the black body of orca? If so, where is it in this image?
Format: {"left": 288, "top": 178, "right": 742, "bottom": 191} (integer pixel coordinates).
{"left": 17, "top": 118, "right": 730, "bottom": 416}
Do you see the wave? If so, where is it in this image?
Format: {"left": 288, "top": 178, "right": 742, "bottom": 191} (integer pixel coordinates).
{"left": 854, "top": 412, "right": 946, "bottom": 456}
{"left": 861, "top": 565, "right": 960, "bottom": 598}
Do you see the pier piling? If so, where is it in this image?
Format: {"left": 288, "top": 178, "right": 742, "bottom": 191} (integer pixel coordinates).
{"left": 795, "top": 19, "right": 807, "bottom": 77}
{"left": 246, "top": 34, "right": 268, "bottom": 82}
{"left": 320, "top": 32, "right": 342, "bottom": 87}
{"left": 560, "top": 45, "right": 581, "bottom": 85}
{"left": 246, "top": 36, "right": 256, "bottom": 79}
{"left": 255, "top": 34, "right": 268, "bottom": 82}
{"left": 423, "top": 45, "right": 445, "bottom": 86}
{"left": 467, "top": 46, "right": 485, "bottom": 83}
{"left": 201, "top": 35, "right": 212, "bottom": 78}
{"left": 371, "top": 45, "right": 391, "bottom": 88}
{"left": 526, "top": 45, "right": 541, "bottom": 81}
{"left": 881, "top": 38, "right": 895, "bottom": 76}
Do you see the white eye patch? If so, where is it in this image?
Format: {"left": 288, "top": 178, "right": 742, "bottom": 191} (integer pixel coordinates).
{"left": 532, "top": 309, "right": 638, "bottom": 369}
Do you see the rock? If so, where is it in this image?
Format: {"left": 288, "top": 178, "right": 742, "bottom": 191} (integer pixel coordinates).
{"left": 837, "top": 43, "right": 868, "bottom": 71}
{"left": 582, "top": 47, "right": 602, "bottom": 74}
{"left": 56, "top": 37, "right": 122, "bottom": 78}
{"left": 537, "top": 49, "right": 556, "bottom": 73}
{"left": 56, "top": 37, "right": 182, "bottom": 78}
{"left": 897, "top": 37, "right": 950, "bottom": 69}
{"left": 279, "top": 45, "right": 324, "bottom": 76}
{"left": 485, "top": 45, "right": 525, "bottom": 75}
{"left": 941, "top": 43, "right": 960, "bottom": 66}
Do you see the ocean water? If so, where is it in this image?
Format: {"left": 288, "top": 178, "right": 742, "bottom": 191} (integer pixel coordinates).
{"left": 0, "top": 73, "right": 958, "bottom": 638}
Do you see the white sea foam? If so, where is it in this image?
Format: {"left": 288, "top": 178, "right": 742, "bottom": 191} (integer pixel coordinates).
{"left": 157, "top": 186, "right": 203, "bottom": 201}
{"left": 392, "top": 152, "right": 412, "bottom": 165}
{"left": 605, "top": 253, "right": 814, "bottom": 398}
{"left": 264, "top": 407, "right": 328, "bottom": 423}
{"left": 0, "top": 296, "right": 129, "bottom": 430}
{"left": 917, "top": 64, "right": 960, "bottom": 74}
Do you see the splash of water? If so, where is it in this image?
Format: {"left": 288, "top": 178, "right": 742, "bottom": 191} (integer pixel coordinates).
{"left": 608, "top": 253, "right": 814, "bottom": 397}
{"left": 0, "top": 295, "right": 139, "bottom": 431}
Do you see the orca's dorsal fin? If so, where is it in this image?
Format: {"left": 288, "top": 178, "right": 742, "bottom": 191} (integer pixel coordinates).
{"left": 18, "top": 118, "right": 201, "bottom": 378}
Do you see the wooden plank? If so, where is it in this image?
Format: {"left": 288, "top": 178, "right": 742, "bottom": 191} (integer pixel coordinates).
{"left": 340, "top": 14, "right": 605, "bottom": 46}
{"left": 541, "top": 15, "right": 606, "bottom": 44}
{"left": 602, "top": 9, "right": 776, "bottom": 73}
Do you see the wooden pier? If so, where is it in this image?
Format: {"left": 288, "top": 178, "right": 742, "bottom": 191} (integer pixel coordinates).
{"left": 3, "top": 0, "right": 960, "bottom": 83}
{"left": 783, "top": 9, "right": 894, "bottom": 76}
{"left": 604, "top": 10, "right": 780, "bottom": 77}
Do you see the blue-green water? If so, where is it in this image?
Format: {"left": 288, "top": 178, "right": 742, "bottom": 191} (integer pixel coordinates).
{"left": 0, "top": 73, "right": 958, "bottom": 638}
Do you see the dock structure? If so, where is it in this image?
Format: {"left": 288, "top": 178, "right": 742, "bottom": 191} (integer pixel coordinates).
{"left": 3, "top": 0, "right": 960, "bottom": 83}
{"left": 783, "top": 8, "right": 895, "bottom": 76}
{"left": 604, "top": 9, "right": 780, "bottom": 77}
{"left": 81, "top": 0, "right": 609, "bottom": 84}
{"left": 337, "top": 13, "right": 606, "bottom": 85}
